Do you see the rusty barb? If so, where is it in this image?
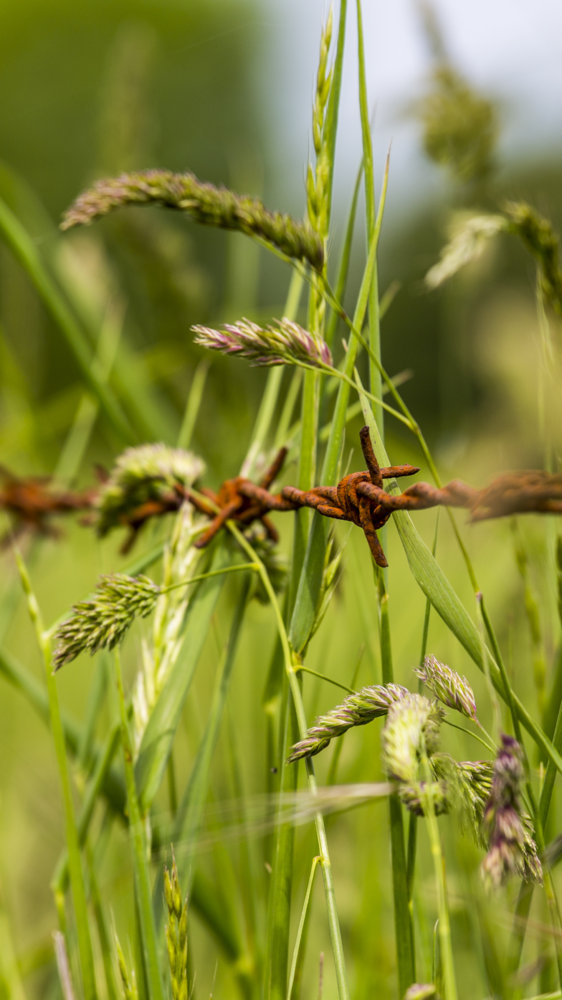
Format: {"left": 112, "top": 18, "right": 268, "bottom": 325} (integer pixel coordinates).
{"left": 0, "top": 468, "right": 95, "bottom": 545}
{"left": 2, "top": 430, "right": 562, "bottom": 563}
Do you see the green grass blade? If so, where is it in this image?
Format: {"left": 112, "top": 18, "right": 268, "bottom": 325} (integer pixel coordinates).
{"left": 0, "top": 872, "right": 27, "bottom": 1000}
{"left": 135, "top": 552, "right": 227, "bottom": 812}
{"left": 171, "top": 577, "right": 251, "bottom": 855}
{"left": 264, "top": 689, "right": 298, "bottom": 1000}
{"left": 288, "top": 856, "right": 320, "bottom": 999}
{"left": 0, "top": 195, "right": 135, "bottom": 445}
{"left": 15, "top": 550, "right": 97, "bottom": 1000}
{"left": 355, "top": 0, "right": 383, "bottom": 412}
{"left": 289, "top": 196, "right": 384, "bottom": 652}
{"left": 359, "top": 396, "right": 562, "bottom": 772}
{"left": 378, "top": 572, "right": 416, "bottom": 991}
{"left": 52, "top": 724, "right": 121, "bottom": 896}
{"left": 114, "top": 649, "right": 165, "bottom": 1000}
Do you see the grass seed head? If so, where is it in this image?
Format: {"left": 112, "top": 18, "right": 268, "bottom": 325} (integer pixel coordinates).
{"left": 403, "top": 983, "right": 440, "bottom": 999}
{"left": 53, "top": 573, "right": 160, "bottom": 670}
{"left": 416, "top": 654, "right": 478, "bottom": 721}
{"left": 94, "top": 443, "right": 204, "bottom": 538}
{"left": 382, "top": 693, "right": 443, "bottom": 786}
{"left": 287, "top": 683, "right": 410, "bottom": 763}
{"left": 62, "top": 169, "right": 324, "bottom": 270}
{"left": 192, "top": 316, "right": 332, "bottom": 370}
{"left": 481, "top": 734, "right": 542, "bottom": 888}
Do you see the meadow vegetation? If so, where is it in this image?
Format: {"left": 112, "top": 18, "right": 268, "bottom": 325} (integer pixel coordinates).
{"left": 1, "top": 3, "right": 562, "bottom": 998}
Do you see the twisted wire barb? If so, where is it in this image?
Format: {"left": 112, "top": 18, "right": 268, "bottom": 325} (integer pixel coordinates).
{"left": 3, "top": 430, "right": 562, "bottom": 562}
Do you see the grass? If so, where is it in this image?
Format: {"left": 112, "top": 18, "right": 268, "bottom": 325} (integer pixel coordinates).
{"left": 1, "top": 3, "right": 562, "bottom": 998}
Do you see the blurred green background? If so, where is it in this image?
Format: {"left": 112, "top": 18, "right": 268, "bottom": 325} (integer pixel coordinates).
{"left": 1, "top": 0, "right": 561, "bottom": 471}
{"left": 1, "top": 1, "right": 562, "bottom": 995}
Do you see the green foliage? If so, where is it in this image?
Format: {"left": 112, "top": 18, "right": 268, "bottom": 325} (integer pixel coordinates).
{"left": 2, "top": 4, "right": 562, "bottom": 999}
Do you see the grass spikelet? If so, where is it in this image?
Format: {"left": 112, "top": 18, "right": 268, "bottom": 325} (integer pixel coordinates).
{"left": 425, "top": 211, "right": 506, "bottom": 290}
{"left": 308, "top": 6, "right": 333, "bottom": 240}
{"left": 432, "top": 755, "right": 493, "bottom": 841}
{"left": 192, "top": 316, "right": 333, "bottom": 369}
{"left": 382, "top": 694, "right": 442, "bottom": 784}
{"left": 382, "top": 694, "right": 446, "bottom": 815}
{"left": 164, "top": 858, "right": 189, "bottom": 1000}
{"left": 416, "top": 64, "right": 497, "bottom": 183}
{"left": 503, "top": 200, "right": 562, "bottom": 313}
{"left": 53, "top": 573, "right": 160, "bottom": 670}
{"left": 115, "top": 936, "right": 139, "bottom": 1000}
{"left": 61, "top": 169, "right": 324, "bottom": 271}
{"left": 481, "top": 734, "right": 543, "bottom": 888}
{"left": 94, "top": 442, "right": 204, "bottom": 540}
{"left": 416, "top": 654, "right": 478, "bottom": 721}
{"left": 403, "top": 983, "right": 440, "bottom": 1000}
{"left": 397, "top": 780, "right": 448, "bottom": 817}
{"left": 426, "top": 201, "right": 562, "bottom": 314}
{"left": 287, "top": 683, "right": 409, "bottom": 762}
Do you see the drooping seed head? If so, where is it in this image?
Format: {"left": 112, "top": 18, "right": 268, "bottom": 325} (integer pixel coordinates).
{"left": 61, "top": 169, "right": 324, "bottom": 271}
{"left": 287, "top": 682, "right": 410, "bottom": 763}
{"left": 416, "top": 654, "right": 477, "bottom": 721}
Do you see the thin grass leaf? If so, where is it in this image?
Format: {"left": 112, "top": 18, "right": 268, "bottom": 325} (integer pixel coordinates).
{"left": 355, "top": 0, "right": 383, "bottom": 411}
{"left": 288, "top": 856, "right": 321, "bottom": 999}
{"left": 378, "top": 571, "right": 417, "bottom": 992}
{"left": 15, "top": 550, "right": 98, "bottom": 1000}
{"left": 134, "top": 551, "right": 227, "bottom": 811}
{"left": 171, "top": 579, "right": 250, "bottom": 850}
{"left": 113, "top": 649, "right": 165, "bottom": 1000}
{"left": 86, "top": 843, "right": 122, "bottom": 1000}
{"left": 0, "top": 194, "right": 134, "bottom": 444}
{"left": 264, "top": 690, "right": 299, "bottom": 1000}
{"left": 52, "top": 723, "right": 121, "bottom": 896}
{"left": 0, "top": 874, "right": 27, "bottom": 1000}
{"left": 289, "top": 175, "right": 388, "bottom": 653}
{"left": 358, "top": 395, "right": 562, "bottom": 774}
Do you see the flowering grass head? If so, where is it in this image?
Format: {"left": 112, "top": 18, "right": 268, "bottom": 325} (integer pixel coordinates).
{"left": 94, "top": 443, "right": 204, "bottom": 546}
{"left": 287, "top": 683, "right": 409, "bottom": 763}
{"left": 53, "top": 573, "right": 160, "bottom": 670}
{"left": 416, "top": 654, "right": 477, "bottom": 721}
{"left": 192, "top": 317, "right": 333, "bottom": 370}
{"left": 481, "top": 734, "right": 542, "bottom": 888}
{"left": 61, "top": 169, "right": 324, "bottom": 271}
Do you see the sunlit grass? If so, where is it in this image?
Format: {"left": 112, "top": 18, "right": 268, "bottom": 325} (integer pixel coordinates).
{"left": 1, "top": 2, "right": 562, "bottom": 999}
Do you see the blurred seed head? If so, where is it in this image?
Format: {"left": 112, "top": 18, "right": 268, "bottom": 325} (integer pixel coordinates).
{"left": 416, "top": 654, "right": 478, "bottom": 721}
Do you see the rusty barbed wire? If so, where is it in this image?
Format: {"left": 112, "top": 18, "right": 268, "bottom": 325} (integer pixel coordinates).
{"left": 0, "top": 467, "right": 95, "bottom": 545}
{"left": 2, "top": 430, "right": 562, "bottom": 561}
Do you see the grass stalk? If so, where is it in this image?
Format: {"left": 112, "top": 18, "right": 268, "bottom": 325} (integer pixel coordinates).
{"left": 0, "top": 195, "right": 134, "bottom": 444}
{"left": 288, "top": 855, "right": 321, "bottom": 998}
{"left": 14, "top": 549, "right": 97, "bottom": 1000}
{"left": 379, "top": 571, "right": 417, "bottom": 992}
{"left": 421, "top": 755, "right": 458, "bottom": 1000}
{"left": 355, "top": 0, "right": 383, "bottom": 416}
{"left": 113, "top": 647, "right": 165, "bottom": 1000}
{"left": 228, "top": 524, "right": 350, "bottom": 1000}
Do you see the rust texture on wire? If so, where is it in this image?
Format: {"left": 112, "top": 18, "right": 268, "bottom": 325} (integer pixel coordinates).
{"left": 0, "top": 468, "right": 95, "bottom": 544}
{"left": 2, "top": 429, "right": 562, "bottom": 562}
